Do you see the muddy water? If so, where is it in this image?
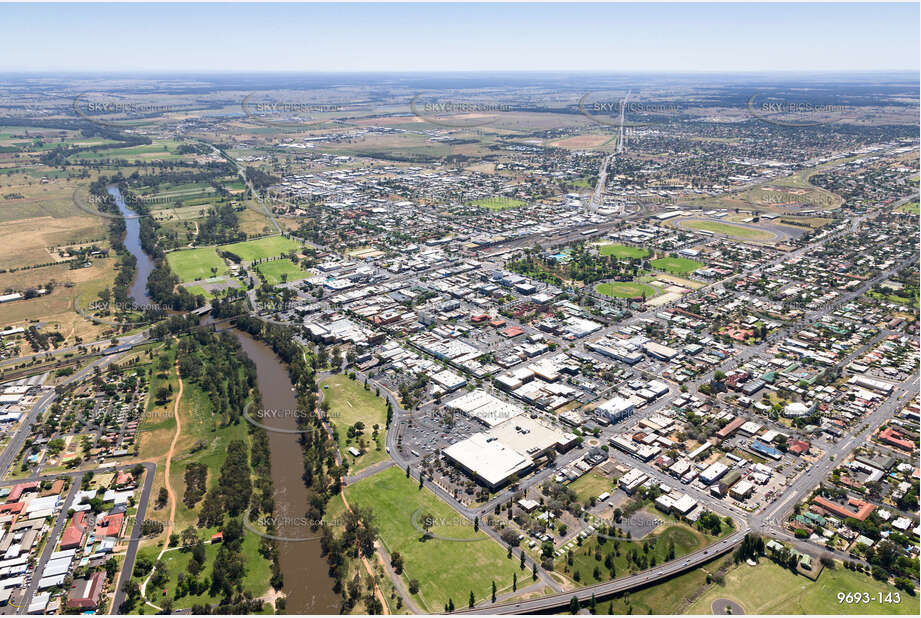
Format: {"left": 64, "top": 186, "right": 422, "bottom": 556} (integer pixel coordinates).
{"left": 108, "top": 185, "right": 155, "bottom": 308}
{"left": 232, "top": 329, "right": 339, "bottom": 613}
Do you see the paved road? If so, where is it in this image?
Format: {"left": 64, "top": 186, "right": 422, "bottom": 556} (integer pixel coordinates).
{"left": 0, "top": 351, "right": 128, "bottom": 477}
{"left": 587, "top": 154, "right": 613, "bottom": 213}
{"left": 111, "top": 461, "right": 156, "bottom": 613}
{"left": 751, "top": 373, "right": 919, "bottom": 538}
{"left": 1, "top": 461, "right": 156, "bottom": 615}
{"left": 453, "top": 531, "right": 747, "bottom": 614}
{"left": 15, "top": 474, "right": 82, "bottom": 615}
{"left": 0, "top": 331, "right": 148, "bottom": 368}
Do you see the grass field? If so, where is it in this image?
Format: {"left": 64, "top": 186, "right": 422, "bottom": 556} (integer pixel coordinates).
{"left": 686, "top": 560, "right": 915, "bottom": 615}
{"left": 0, "top": 258, "right": 117, "bottom": 347}
{"left": 598, "top": 244, "right": 650, "bottom": 259}
{"left": 165, "top": 247, "right": 227, "bottom": 282}
{"left": 560, "top": 520, "right": 707, "bottom": 586}
{"left": 470, "top": 196, "right": 527, "bottom": 211}
{"left": 650, "top": 256, "right": 704, "bottom": 275}
{"left": 868, "top": 290, "right": 920, "bottom": 310}
{"left": 255, "top": 259, "right": 310, "bottom": 285}
{"left": 344, "top": 466, "right": 519, "bottom": 612}
{"left": 133, "top": 531, "right": 272, "bottom": 611}
{"left": 221, "top": 235, "right": 302, "bottom": 261}
{"left": 67, "top": 142, "right": 187, "bottom": 162}
{"left": 139, "top": 348, "right": 255, "bottom": 533}
{"left": 567, "top": 472, "right": 614, "bottom": 503}
{"left": 680, "top": 219, "right": 775, "bottom": 241}
{"left": 896, "top": 201, "right": 919, "bottom": 214}
{"left": 128, "top": 341, "right": 277, "bottom": 611}
{"left": 600, "top": 555, "right": 721, "bottom": 614}
{"left": 321, "top": 374, "right": 389, "bottom": 473}
{"left": 596, "top": 280, "right": 659, "bottom": 299}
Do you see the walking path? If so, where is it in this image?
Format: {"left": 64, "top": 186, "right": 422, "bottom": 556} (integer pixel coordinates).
{"left": 140, "top": 359, "right": 184, "bottom": 611}
{"left": 339, "top": 487, "right": 392, "bottom": 614}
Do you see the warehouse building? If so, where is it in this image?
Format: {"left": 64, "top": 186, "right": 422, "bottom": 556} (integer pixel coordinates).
{"left": 442, "top": 416, "right": 567, "bottom": 489}
{"left": 643, "top": 341, "right": 679, "bottom": 361}
{"left": 445, "top": 389, "right": 524, "bottom": 427}
{"left": 699, "top": 462, "right": 728, "bottom": 485}
{"left": 596, "top": 396, "right": 635, "bottom": 422}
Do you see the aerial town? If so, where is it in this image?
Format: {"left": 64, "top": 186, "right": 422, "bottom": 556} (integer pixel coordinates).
{"left": 0, "top": 2, "right": 918, "bottom": 616}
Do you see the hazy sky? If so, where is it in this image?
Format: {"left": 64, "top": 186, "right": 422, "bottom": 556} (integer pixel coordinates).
{"left": 3, "top": 2, "right": 919, "bottom": 73}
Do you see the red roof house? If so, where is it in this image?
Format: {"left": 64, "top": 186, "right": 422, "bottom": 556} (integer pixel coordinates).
{"left": 878, "top": 428, "right": 914, "bottom": 452}
{"left": 94, "top": 513, "right": 124, "bottom": 538}
{"left": 61, "top": 512, "right": 88, "bottom": 550}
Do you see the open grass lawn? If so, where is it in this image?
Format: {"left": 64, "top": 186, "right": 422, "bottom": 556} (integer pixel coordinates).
{"left": 686, "top": 560, "right": 915, "bottom": 615}
{"left": 470, "top": 196, "right": 527, "bottom": 211}
{"left": 559, "top": 521, "right": 707, "bottom": 586}
{"left": 568, "top": 472, "right": 613, "bottom": 503}
{"left": 896, "top": 201, "right": 919, "bottom": 214}
{"left": 130, "top": 342, "right": 275, "bottom": 612}
{"left": 165, "top": 247, "right": 227, "bottom": 282}
{"left": 596, "top": 280, "right": 659, "bottom": 299}
{"left": 344, "top": 466, "right": 519, "bottom": 612}
{"left": 221, "top": 235, "right": 302, "bottom": 261}
{"left": 868, "top": 290, "right": 920, "bottom": 309}
{"left": 256, "top": 259, "right": 310, "bottom": 285}
{"left": 598, "top": 244, "right": 650, "bottom": 259}
{"left": 681, "top": 219, "right": 774, "bottom": 241}
{"left": 133, "top": 531, "right": 272, "bottom": 611}
{"left": 138, "top": 344, "right": 260, "bottom": 534}
{"left": 68, "top": 142, "right": 187, "bottom": 162}
{"left": 321, "top": 374, "right": 388, "bottom": 473}
{"left": 650, "top": 256, "right": 704, "bottom": 275}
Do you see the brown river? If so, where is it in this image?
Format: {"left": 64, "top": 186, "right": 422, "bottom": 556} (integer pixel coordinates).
{"left": 233, "top": 329, "right": 339, "bottom": 614}
{"left": 120, "top": 181, "right": 338, "bottom": 612}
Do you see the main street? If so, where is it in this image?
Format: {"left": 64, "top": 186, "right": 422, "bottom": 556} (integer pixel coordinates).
{"left": 1, "top": 160, "right": 914, "bottom": 614}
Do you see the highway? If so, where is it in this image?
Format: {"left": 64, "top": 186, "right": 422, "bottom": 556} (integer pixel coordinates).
{"left": 454, "top": 531, "right": 747, "bottom": 614}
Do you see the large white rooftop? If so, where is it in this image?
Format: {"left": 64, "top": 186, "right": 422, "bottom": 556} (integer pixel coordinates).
{"left": 445, "top": 389, "right": 525, "bottom": 427}
{"left": 443, "top": 434, "right": 532, "bottom": 487}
